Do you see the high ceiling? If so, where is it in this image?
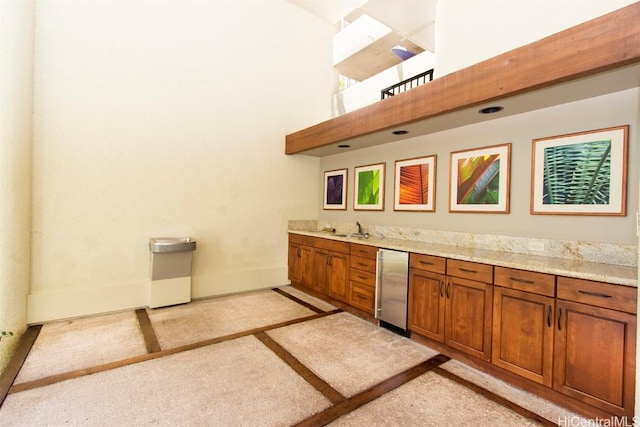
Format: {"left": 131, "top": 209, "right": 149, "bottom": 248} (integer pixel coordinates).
{"left": 288, "top": 0, "right": 437, "bottom": 81}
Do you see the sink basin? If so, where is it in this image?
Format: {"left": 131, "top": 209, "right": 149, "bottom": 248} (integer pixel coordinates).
{"left": 331, "top": 233, "right": 369, "bottom": 239}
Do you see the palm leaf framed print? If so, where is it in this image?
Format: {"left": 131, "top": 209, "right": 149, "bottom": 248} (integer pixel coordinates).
{"left": 531, "top": 125, "right": 628, "bottom": 215}
{"left": 354, "top": 163, "right": 385, "bottom": 211}
{"left": 449, "top": 143, "right": 511, "bottom": 213}
{"left": 394, "top": 155, "right": 436, "bottom": 211}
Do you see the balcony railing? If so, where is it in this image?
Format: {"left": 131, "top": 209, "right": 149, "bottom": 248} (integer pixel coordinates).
{"left": 380, "top": 69, "right": 434, "bottom": 100}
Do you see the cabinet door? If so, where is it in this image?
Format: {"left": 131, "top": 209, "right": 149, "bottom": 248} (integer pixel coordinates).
{"left": 313, "top": 249, "right": 330, "bottom": 295}
{"left": 288, "top": 243, "right": 301, "bottom": 283}
{"left": 409, "top": 269, "right": 445, "bottom": 342}
{"left": 300, "top": 246, "right": 314, "bottom": 288}
{"left": 445, "top": 276, "right": 493, "bottom": 361}
{"left": 554, "top": 299, "right": 636, "bottom": 417}
{"left": 328, "top": 251, "right": 349, "bottom": 302}
{"left": 492, "top": 287, "right": 554, "bottom": 386}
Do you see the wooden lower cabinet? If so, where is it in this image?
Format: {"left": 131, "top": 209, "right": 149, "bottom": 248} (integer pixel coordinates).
{"left": 554, "top": 299, "right": 636, "bottom": 417}
{"left": 491, "top": 267, "right": 556, "bottom": 387}
{"left": 312, "top": 248, "right": 349, "bottom": 301}
{"left": 327, "top": 251, "right": 350, "bottom": 301}
{"left": 445, "top": 276, "right": 493, "bottom": 361}
{"left": 409, "top": 256, "right": 492, "bottom": 361}
{"left": 408, "top": 268, "right": 445, "bottom": 342}
{"left": 492, "top": 286, "right": 554, "bottom": 386}
{"left": 288, "top": 234, "right": 314, "bottom": 288}
{"left": 288, "top": 241, "right": 302, "bottom": 284}
{"left": 348, "top": 244, "right": 378, "bottom": 314}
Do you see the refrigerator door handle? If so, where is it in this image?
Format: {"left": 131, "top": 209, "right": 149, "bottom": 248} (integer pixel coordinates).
{"left": 374, "top": 250, "right": 382, "bottom": 319}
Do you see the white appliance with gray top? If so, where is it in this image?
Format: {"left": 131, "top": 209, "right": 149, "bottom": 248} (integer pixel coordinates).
{"left": 375, "top": 248, "right": 410, "bottom": 335}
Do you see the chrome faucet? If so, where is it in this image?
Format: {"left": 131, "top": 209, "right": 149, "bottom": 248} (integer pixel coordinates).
{"left": 354, "top": 221, "right": 369, "bottom": 238}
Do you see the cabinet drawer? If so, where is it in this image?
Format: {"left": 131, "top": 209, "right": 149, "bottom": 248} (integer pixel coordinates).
{"left": 494, "top": 266, "right": 555, "bottom": 297}
{"left": 350, "top": 282, "right": 375, "bottom": 313}
{"left": 447, "top": 259, "right": 493, "bottom": 283}
{"left": 351, "top": 243, "right": 378, "bottom": 259}
{"left": 557, "top": 276, "right": 637, "bottom": 314}
{"left": 289, "top": 233, "right": 314, "bottom": 246}
{"left": 409, "top": 253, "right": 446, "bottom": 274}
{"left": 350, "top": 269, "right": 376, "bottom": 287}
{"left": 314, "top": 237, "right": 350, "bottom": 254}
{"left": 351, "top": 256, "right": 377, "bottom": 273}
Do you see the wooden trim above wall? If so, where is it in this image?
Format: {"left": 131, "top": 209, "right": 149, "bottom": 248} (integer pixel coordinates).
{"left": 285, "top": 2, "right": 640, "bottom": 156}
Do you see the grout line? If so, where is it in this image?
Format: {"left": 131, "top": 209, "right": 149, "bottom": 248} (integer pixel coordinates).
{"left": 0, "top": 325, "right": 42, "bottom": 409}
{"left": 272, "top": 287, "right": 326, "bottom": 314}
{"left": 8, "top": 309, "right": 343, "bottom": 395}
{"left": 135, "top": 309, "right": 162, "bottom": 353}
{"left": 293, "top": 354, "right": 451, "bottom": 427}
{"left": 432, "top": 366, "right": 558, "bottom": 427}
{"left": 254, "top": 331, "right": 346, "bottom": 405}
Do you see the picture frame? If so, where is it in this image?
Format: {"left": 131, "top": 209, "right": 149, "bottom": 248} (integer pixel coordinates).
{"left": 394, "top": 155, "right": 437, "bottom": 212}
{"left": 449, "top": 143, "right": 511, "bottom": 213}
{"left": 531, "top": 125, "right": 628, "bottom": 216}
{"left": 354, "top": 163, "right": 385, "bottom": 211}
{"left": 323, "top": 168, "right": 348, "bottom": 210}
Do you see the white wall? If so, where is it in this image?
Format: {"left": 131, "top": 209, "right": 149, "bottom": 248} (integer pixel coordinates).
{"left": 434, "top": 0, "right": 638, "bottom": 77}
{"left": 28, "top": 0, "right": 331, "bottom": 323}
{"left": 0, "top": 0, "right": 34, "bottom": 371}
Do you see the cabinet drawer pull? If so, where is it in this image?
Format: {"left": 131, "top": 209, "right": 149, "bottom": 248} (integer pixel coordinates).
{"left": 327, "top": 255, "right": 332, "bottom": 266}
{"left": 446, "top": 281, "right": 451, "bottom": 299}
{"left": 419, "top": 260, "right": 434, "bottom": 266}
{"left": 358, "top": 262, "right": 368, "bottom": 267}
{"left": 547, "top": 305, "right": 551, "bottom": 328}
{"left": 439, "top": 281, "right": 444, "bottom": 298}
{"left": 511, "top": 277, "right": 535, "bottom": 285}
{"left": 578, "top": 290, "right": 612, "bottom": 299}
{"left": 459, "top": 268, "right": 477, "bottom": 274}
{"left": 358, "top": 275, "right": 368, "bottom": 280}
{"left": 358, "top": 249, "right": 368, "bottom": 254}
{"left": 297, "top": 248, "right": 301, "bottom": 257}
{"left": 357, "top": 294, "right": 366, "bottom": 300}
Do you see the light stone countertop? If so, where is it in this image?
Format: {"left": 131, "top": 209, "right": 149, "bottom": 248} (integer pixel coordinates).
{"left": 289, "top": 230, "right": 638, "bottom": 288}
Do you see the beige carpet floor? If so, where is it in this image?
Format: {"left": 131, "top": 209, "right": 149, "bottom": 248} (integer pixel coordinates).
{"left": 1, "top": 286, "right": 590, "bottom": 426}
{"left": 147, "top": 289, "right": 317, "bottom": 349}
{"left": 14, "top": 310, "right": 147, "bottom": 384}
{"left": 267, "top": 312, "right": 438, "bottom": 397}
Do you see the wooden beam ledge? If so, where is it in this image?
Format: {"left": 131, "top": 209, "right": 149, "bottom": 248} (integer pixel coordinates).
{"left": 285, "top": 2, "right": 640, "bottom": 155}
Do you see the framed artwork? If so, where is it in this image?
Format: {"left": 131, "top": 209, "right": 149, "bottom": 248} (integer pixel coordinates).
{"left": 449, "top": 143, "right": 511, "bottom": 213}
{"left": 394, "top": 155, "right": 437, "bottom": 212}
{"left": 531, "top": 125, "right": 628, "bottom": 216}
{"left": 323, "top": 169, "right": 348, "bottom": 210}
{"left": 354, "top": 163, "right": 385, "bottom": 211}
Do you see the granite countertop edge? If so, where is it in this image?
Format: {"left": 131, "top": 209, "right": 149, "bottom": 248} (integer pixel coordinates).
{"left": 288, "top": 230, "right": 638, "bottom": 288}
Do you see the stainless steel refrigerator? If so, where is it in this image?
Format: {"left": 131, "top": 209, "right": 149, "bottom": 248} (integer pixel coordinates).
{"left": 375, "top": 249, "right": 410, "bottom": 335}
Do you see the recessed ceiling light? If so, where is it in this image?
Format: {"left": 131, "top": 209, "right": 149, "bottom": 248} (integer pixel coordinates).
{"left": 479, "top": 106, "right": 504, "bottom": 114}
{"left": 337, "top": 144, "right": 350, "bottom": 148}
{"left": 392, "top": 130, "right": 409, "bottom": 135}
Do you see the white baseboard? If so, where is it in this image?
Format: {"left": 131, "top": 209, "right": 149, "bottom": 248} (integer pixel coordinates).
{"left": 27, "top": 266, "right": 289, "bottom": 324}
{"left": 27, "top": 282, "right": 149, "bottom": 324}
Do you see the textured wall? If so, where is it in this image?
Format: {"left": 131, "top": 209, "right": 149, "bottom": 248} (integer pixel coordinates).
{"left": 0, "top": 0, "right": 34, "bottom": 372}
{"left": 29, "top": 0, "right": 329, "bottom": 322}
{"left": 434, "top": 0, "right": 638, "bottom": 77}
